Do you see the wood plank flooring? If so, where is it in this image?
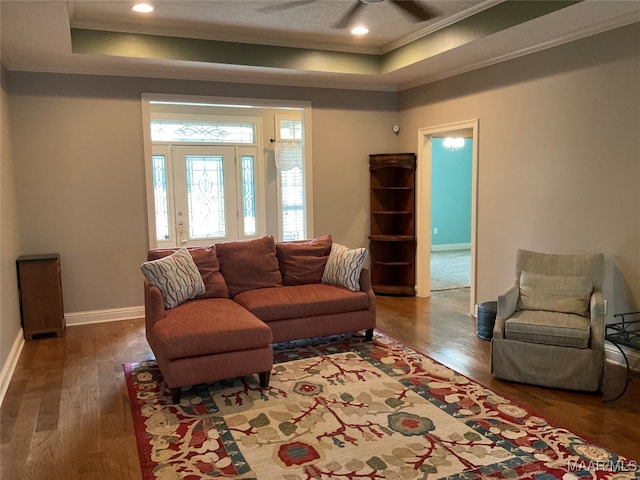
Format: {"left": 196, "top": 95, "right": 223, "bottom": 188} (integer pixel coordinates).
{"left": 1, "top": 288, "right": 638, "bottom": 479}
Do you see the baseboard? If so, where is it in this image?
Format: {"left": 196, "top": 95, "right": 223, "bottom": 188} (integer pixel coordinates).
{"left": 65, "top": 305, "right": 145, "bottom": 326}
{"left": 431, "top": 243, "right": 471, "bottom": 252}
{"left": 0, "top": 330, "right": 25, "bottom": 407}
{"left": 605, "top": 343, "right": 640, "bottom": 372}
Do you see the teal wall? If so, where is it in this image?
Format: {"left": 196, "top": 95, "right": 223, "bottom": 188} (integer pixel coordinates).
{"left": 431, "top": 138, "right": 472, "bottom": 247}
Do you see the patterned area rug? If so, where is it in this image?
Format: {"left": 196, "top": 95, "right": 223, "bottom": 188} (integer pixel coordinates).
{"left": 125, "top": 332, "right": 637, "bottom": 479}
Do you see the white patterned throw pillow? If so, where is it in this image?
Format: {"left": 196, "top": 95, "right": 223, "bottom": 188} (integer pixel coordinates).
{"left": 140, "top": 248, "right": 206, "bottom": 309}
{"left": 321, "top": 243, "right": 368, "bottom": 291}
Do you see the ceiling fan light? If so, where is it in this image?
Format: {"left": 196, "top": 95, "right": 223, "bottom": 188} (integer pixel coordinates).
{"left": 132, "top": 3, "right": 154, "bottom": 13}
{"left": 351, "top": 25, "right": 369, "bottom": 35}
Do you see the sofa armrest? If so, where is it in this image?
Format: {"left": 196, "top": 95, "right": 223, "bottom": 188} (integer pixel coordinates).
{"left": 359, "top": 268, "right": 376, "bottom": 313}
{"left": 494, "top": 284, "right": 519, "bottom": 339}
{"left": 144, "top": 280, "right": 166, "bottom": 329}
{"left": 589, "top": 290, "right": 605, "bottom": 350}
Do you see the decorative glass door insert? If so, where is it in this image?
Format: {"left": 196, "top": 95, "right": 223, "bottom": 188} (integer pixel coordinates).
{"left": 173, "top": 146, "right": 238, "bottom": 245}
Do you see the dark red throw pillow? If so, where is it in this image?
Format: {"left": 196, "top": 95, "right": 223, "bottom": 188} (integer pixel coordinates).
{"left": 216, "top": 236, "right": 283, "bottom": 297}
{"left": 276, "top": 234, "right": 332, "bottom": 286}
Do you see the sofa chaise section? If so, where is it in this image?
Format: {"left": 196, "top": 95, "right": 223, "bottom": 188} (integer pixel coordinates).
{"left": 144, "top": 283, "right": 273, "bottom": 404}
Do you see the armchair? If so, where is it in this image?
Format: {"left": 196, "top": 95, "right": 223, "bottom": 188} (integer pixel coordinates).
{"left": 491, "top": 249, "right": 605, "bottom": 391}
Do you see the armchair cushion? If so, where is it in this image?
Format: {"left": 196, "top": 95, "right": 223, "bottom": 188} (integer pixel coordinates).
{"left": 517, "top": 271, "right": 592, "bottom": 317}
{"left": 505, "top": 310, "right": 591, "bottom": 348}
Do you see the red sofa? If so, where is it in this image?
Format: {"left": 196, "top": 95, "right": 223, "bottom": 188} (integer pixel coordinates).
{"left": 143, "top": 235, "right": 376, "bottom": 403}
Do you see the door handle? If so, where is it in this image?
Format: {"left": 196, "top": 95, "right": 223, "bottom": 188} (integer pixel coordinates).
{"left": 177, "top": 220, "right": 187, "bottom": 244}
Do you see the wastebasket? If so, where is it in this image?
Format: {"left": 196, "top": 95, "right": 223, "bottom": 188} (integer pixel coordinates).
{"left": 477, "top": 301, "right": 497, "bottom": 340}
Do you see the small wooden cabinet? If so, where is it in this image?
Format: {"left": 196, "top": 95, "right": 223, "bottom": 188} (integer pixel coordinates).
{"left": 16, "top": 254, "right": 65, "bottom": 340}
{"left": 369, "top": 153, "right": 416, "bottom": 296}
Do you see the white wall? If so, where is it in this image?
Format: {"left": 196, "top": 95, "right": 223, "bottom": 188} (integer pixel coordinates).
{"left": 399, "top": 23, "right": 640, "bottom": 314}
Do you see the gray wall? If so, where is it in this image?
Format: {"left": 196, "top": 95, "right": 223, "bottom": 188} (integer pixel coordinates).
{"left": 399, "top": 23, "right": 640, "bottom": 311}
{"left": 2, "top": 22, "right": 639, "bottom": 385}
{"left": 7, "top": 74, "right": 399, "bottom": 314}
{"left": 1, "top": 64, "right": 22, "bottom": 379}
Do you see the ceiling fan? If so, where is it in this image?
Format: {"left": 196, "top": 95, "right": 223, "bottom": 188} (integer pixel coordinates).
{"left": 335, "top": 0, "right": 438, "bottom": 29}
{"left": 258, "top": 0, "right": 439, "bottom": 29}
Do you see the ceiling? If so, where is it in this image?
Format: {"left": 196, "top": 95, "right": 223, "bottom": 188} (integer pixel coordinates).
{"left": 2, "top": 0, "right": 640, "bottom": 91}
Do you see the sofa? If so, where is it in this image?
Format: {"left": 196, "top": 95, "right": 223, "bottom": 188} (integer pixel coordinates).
{"left": 141, "top": 235, "right": 376, "bottom": 403}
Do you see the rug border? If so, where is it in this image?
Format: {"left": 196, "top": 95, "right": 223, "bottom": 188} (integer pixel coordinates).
{"left": 123, "top": 362, "right": 157, "bottom": 480}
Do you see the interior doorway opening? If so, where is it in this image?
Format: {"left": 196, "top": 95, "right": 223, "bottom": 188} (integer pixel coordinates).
{"left": 415, "top": 120, "right": 479, "bottom": 316}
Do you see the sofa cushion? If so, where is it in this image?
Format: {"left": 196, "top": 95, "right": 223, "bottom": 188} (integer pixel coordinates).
{"left": 517, "top": 271, "right": 592, "bottom": 317}
{"left": 234, "top": 284, "right": 370, "bottom": 322}
{"left": 504, "top": 309, "right": 591, "bottom": 348}
{"left": 151, "top": 298, "right": 272, "bottom": 361}
{"left": 321, "top": 243, "right": 368, "bottom": 292}
{"left": 140, "top": 248, "right": 206, "bottom": 309}
{"left": 148, "top": 245, "right": 229, "bottom": 299}
{"left": 276, "top": 234, "right": 332, "bottom": 286}
{"left": 216, "top": 236, "right": 283, "bottom": 297}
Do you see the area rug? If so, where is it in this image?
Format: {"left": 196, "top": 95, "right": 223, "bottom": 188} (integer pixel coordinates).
{"left": 125, "top": 332, "right": 637, "bottom": 479}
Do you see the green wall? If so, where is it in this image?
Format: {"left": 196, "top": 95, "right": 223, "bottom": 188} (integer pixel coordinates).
{"left": 431, "top": 138, "right": 472, "bottom": 247}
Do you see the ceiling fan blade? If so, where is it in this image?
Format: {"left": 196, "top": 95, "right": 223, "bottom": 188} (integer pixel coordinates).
{"left": 257, "top": 0, "right": 319, "bottom": 14}
{"left": 389, "top": 0, "right": 439, "bottom": 22}
{"left": 333, "top": 1, "right": 365, "bottom": 29}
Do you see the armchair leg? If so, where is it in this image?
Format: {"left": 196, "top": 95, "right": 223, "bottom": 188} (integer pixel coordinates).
{"left": 259, "top": 371, "right": 270, "bottom": 388}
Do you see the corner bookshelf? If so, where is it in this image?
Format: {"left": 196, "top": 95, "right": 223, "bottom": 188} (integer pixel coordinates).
{"left": 369, "top": 153, "right": 416, "bottom": 296}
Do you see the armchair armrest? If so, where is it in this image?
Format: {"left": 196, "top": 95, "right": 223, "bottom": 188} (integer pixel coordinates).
{"left": 494, "top": 284, "right": 519, "bottom": 339}
{"left": 589, "top": 290, "right": 605, "bottom": 350}
{"left": 144, "top": 280, "right": 166, "bottom": 329}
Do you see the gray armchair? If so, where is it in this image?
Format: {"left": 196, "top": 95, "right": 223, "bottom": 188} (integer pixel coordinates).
{"left": 491, "top": 249, "right": 605, "bottom": 391}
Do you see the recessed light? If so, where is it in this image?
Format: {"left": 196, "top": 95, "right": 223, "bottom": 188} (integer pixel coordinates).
{"left": 351, "top": 25, "right": 369, "bottom": 35}
{"left": 132, "top": 3, "right": 154, "bottom": 13}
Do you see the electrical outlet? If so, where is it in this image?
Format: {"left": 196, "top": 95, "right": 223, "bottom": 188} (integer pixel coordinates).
{"left": 433, "top": 227, "right": 438, "bottom": 234}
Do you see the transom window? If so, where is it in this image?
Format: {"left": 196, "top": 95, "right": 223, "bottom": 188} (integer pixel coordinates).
{"left": 150, "top": 119, "right": 255, "bottom": 143}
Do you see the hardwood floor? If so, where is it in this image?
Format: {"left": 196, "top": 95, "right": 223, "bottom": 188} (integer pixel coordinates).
{"left": 1, "top": 289, "right": 638, "bottom": 479}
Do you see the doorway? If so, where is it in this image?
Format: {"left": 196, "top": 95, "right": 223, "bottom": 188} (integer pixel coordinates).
{"left": 153, "top": 145, "right": 262, "bottom": 247}
{"left": 415, "top": 120, "right": 478, "bottom": 315}
{"left": 430, "top": 132, "right": 473, "bottom": 291}
{"left": 141, "top": 93, "right": 314, "bottom": 250}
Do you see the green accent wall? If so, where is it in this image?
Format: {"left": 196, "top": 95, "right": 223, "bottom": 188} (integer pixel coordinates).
{"left": 431, "top": 138, "right": 472, "bottom": 247}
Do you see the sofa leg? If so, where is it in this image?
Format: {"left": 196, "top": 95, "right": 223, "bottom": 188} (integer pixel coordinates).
{"left": 171, "top": 387, "right": 181, "bottom": 404}
{"left": 259, "top": 371, "right": 270, "bottom": 388}
{"left": 365, "top": 328, "right": 374, "bottom": 341}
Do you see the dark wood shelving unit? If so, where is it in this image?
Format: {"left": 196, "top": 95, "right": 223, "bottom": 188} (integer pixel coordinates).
{"left": 369, "top": 153, "right": 416, "bottom": 296}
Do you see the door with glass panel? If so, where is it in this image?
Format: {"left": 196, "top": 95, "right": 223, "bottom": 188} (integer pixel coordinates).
{"left": 151, "top": 145, "right": 260, "bottom": 247}
{"left": 173, "top": 145, "right": 237, "bottom": 246}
